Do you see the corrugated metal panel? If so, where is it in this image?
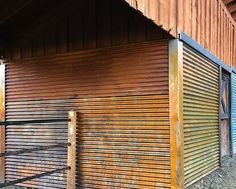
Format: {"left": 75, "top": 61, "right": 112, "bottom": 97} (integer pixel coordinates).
{"left": 183, "top": 44, "right": 220, "bottom": 187}
{"left": 0, "top": 65, "right": 5, "bottom": 183}
{"left": 231, "top": 73, "right": 236, "bottom": 153}
{"left": 5, "top": 100, "right": 69, "bottom": 189}
{"left": 5, "top": 40, "right": 170, "bottom": 188}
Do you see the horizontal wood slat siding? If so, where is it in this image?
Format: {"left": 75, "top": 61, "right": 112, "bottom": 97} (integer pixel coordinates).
{"left": 124, "top": 0, "right": 236, "bottom": 67}
{"left": 5, "top": 41, "right": 170, "bottom": 188}
{"left": 183, "top": 44, "right": 220, "bottom": 187}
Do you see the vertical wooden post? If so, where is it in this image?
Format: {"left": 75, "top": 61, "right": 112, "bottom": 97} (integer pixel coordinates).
{"left": 169, "top": 39, "right": 184, "bottom": 189}
{"left": 219, "top": 66, "right": 223, "bottom": 165}
{"left": 67, "top": 110, "right": 77, "bottom": 189}
{"left": 0, "top": 65, "right": 5, "bottom": 183}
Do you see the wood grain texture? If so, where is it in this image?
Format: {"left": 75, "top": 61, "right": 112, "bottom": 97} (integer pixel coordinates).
{"left": 124, "top": 0, "right": 236, "bottom": 67}
{"left": 67, "top": 110, "right": 77, "bottom": 189}
{"left": 169, "top": 39, "right": 184, "bottom": 189}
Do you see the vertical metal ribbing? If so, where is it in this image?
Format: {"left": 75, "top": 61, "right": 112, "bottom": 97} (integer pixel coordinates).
{"left": 231, "top": 73, "right": 236, "bottom": 154}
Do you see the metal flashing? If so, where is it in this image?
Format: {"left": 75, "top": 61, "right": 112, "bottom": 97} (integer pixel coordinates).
{"left": 179, "top": 32, "right": 232, "bottom": 73}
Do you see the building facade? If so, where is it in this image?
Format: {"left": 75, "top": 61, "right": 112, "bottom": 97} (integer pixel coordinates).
{"left": 0, "top": 0, "right": 235, "bottom": 188}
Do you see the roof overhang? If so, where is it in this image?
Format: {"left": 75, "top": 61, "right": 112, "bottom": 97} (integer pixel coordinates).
{"left": 223, "top": 0, "right": 236, "bottom": 21}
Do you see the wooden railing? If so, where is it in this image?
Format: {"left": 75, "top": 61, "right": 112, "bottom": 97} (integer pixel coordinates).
{"left": 0, "top": 110, "right": 77, "bottom": 189}
{"left": 67, "top": 110, "right": 77, "bottom": 189}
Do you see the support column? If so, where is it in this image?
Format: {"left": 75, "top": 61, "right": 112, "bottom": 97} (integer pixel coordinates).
{"left": 169, "top": 39, "right": 184, "bottom": 189}
{"left": 67, "top": 110, "right": 77, "bottom": 189}
{"left": 0, "top": 65, "right": 5, "bottom": 183}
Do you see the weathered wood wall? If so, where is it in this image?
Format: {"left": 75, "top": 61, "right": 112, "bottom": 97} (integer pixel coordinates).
{"left": 3, "top": 0, "right": 169, "bottom": 60}
{"left": 125, "top": 0, "right": 236, "bottom": 67}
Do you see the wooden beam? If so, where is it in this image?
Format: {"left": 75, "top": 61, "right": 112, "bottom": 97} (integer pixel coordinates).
{"left": 67, "top": 110, "right": 77, "bottom": 189}
{"left": 228, "top": 3, "right": 236, "bottom": 13}
{"left": 0, "top": 0, "right": 35, "bottom": 25}
{"left": 232, "top": 11, "right": 236, "bottom": 20}
{"left": 4, "top": 0, "right": 74, "bottom": 43}
{"left": 169, "top": 39, "right": 184, "bottom": 189}
{"left": 223, "top": 0, "right": 235, "bottom": 6}
{"left": 0, "top": 65, "right": 5, "bottom": 183}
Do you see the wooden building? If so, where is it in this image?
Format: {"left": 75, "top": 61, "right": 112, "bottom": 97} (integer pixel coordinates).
{"left": 224, "top": 0, "right": 236, "bottom": 21}
{"left": 0, "top": 0, "right": 235, "bottom": 189}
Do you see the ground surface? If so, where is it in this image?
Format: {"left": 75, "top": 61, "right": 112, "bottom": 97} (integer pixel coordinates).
{"left": 188, "top": 156, "right": 236, "bottom": 189}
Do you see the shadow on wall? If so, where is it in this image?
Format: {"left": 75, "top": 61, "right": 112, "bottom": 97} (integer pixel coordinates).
{"left": 2, "top": 0, "right": 170, "bottom": 60}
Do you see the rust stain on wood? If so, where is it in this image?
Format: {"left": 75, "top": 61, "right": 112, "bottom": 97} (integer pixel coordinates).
{"left": 169, "top": 39, "right": 184, "bottom": 189}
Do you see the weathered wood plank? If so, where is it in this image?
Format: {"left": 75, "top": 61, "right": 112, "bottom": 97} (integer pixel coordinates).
{"left": 125, "top": 0, "right": 236, "bottom": 67}
{"left": 67, "top": 110, "right": 77, "bottom": 189}
{"left": 169, "top": 40, "right": 184, "bottom": 189}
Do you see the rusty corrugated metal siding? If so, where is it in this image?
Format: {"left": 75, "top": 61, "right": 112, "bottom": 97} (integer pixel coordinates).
{"left": 5, "top": 99, "right": 70, "bottom": 188}
{"left": 5, "top": 40, "right": 170, "bottom": 188}
{"left": 0, "top": 65, "right": 5, "bottom": 183}
{"left": 183, "top": 44, "right": 220, "bottom": 187}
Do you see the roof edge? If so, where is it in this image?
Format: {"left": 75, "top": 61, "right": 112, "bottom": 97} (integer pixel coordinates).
{"left": 179, "top": 32, "right": 232, "bottom": 73}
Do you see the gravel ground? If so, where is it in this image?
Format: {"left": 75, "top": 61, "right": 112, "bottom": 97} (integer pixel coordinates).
{"left": 188, "top": 155, "right": 236, "bottom": 189}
